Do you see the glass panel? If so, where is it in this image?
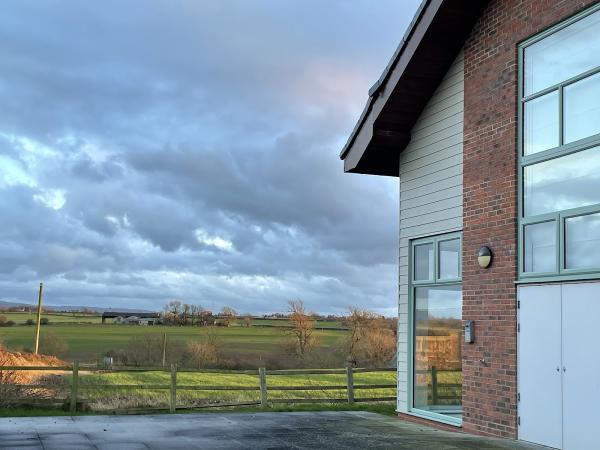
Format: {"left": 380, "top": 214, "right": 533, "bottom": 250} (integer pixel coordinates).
{"left": 566, "top": 212, "right": 600, "bottom": 270}
{"left": 414, "top": 285, "right": 462, "bottom": 416}
{"left": 439, "top": 239, "right": 460, "bottom": 280}
{"left": 524, "top": 91, "right": 559, "bottom": 155}
{"left": 524, "top": 9, "right": 600, "bottom": 95}
{"left": 564, "top": 72, "right": 600, "bottom": 143}
{"left": 524, "top": 221, "right": 556, "bottom": 273}
{"left": 414, "top": 243, "right": 434, "bottom": 281}
{"left": 524, "top": 145, "right": 600, "bottom": 216}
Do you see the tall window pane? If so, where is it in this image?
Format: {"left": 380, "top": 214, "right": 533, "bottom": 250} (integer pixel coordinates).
{"left": 524, "top": 145, "right": 600, "bottom": 216}
{"left": 524, "top": 9, "right": 600, "bottom": 95}
{"left": 524, "top": 90, "right": 559, "bottom": 155}
{"left": 564, "top": 72, "right": 600, "bottom": 143}
{"left": 439, "top": 239, "right": 460, "bottom": 280}
{"left": 524, "top": 221, "right": 556, "bottom": 273}
{"left": 414, "top": 243, "right": 434, "bottom": 281}
{"left": 414, "top": 285, "right": 462, "bottom": 415}
{"left": 566, "top": 213, "right": 600, "bottom": 270}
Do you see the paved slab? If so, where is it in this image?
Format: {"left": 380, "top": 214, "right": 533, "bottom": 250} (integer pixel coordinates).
{"left": 0, "top": 411, "right": 545, "bottom": 449}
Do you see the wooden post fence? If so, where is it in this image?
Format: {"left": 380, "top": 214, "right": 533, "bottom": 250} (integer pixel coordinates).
{"left": 346, "top": 366, "right": 354, "bottom": 404}
{"left": 170, "top": 364, "right": 177, "bottom": 413}
{"left": 259, "top": 367, "right": 267, "bottom": 407}
{"left": 70, "top": 361, "right": 79, "bottom": 414}
{"left": 431, "top": 366, "right": 438, "bottom": 404}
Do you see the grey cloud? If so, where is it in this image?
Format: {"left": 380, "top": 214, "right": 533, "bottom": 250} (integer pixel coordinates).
{"left": 0, "top": 0, "right": 420, "bottom": 314}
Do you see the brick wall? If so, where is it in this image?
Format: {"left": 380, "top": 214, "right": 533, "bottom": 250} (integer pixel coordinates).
{"left": 462, "top": 0, "right": 597, "bottom": 438}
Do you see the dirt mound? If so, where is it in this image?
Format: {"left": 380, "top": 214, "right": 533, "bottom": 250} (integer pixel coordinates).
{"left": 0, "top": 349, "right": 67, "bottom": 384}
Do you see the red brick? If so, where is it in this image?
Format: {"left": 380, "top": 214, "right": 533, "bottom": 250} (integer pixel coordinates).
{"left": 462, "top": 0, "right": 597, "bottom": 438}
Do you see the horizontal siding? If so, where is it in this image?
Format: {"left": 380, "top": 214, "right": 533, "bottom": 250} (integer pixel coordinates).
{"left": 397, "top": 50, "right": 464, "bottom": 414}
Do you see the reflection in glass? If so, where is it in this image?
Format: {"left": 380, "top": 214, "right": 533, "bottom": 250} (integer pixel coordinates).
{"left": 566, "top": 213, "right": 600, "bottom": 270}
{"left": 524, "top": 221, "right": 556, "bottom": 273}
{"left": 524, "top": 91, "right": 559, "bottom": 155}
{"left": 524, "top": 145, "right": 600, "bottom": 216}
{"left": 564, "top": 72, "right": 600, "bottom": 143}
{"left": 413, "top": 285, "right": 462, "bottom": 416}
{"left": 524, "top": 9, "right": 600, "bottom": 95}
{"left": 414, "top": 243, "right": 434, "bottom": 281}
{"left": 439, "top": 239, "right": 460, "bottom": 280}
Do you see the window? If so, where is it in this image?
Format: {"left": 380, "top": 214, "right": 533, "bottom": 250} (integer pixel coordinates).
{"left": 410, "top": 233, "right": 462, "bottom": 425}
{"left": 519, "top": 4, "right": 600, "bottom": 279}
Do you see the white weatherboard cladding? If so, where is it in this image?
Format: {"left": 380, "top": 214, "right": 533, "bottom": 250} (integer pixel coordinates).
{"left": 397, "top": 51, "right": 463, "bottom": 414}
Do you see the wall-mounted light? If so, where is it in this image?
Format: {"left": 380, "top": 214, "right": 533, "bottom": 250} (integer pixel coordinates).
{"left": 478, "top": 245, "right": 492, "bottom": 268}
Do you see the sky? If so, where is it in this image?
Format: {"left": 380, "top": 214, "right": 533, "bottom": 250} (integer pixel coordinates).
{"left": 0, "top": 0, "right": 421, "bottom": 315}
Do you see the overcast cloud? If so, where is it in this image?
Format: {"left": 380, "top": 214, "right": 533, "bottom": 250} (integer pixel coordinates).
{"left": 0, "top": 0, "right": 420, "bottom": 315}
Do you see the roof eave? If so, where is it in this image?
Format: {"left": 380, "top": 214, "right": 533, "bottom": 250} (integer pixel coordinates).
{"left": 340, "top": 0, "right": 488, "bottom": 177}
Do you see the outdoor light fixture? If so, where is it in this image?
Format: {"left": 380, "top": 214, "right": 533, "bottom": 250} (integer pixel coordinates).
{"left": 478, "top": 246, "right": 492, "bottom": 268}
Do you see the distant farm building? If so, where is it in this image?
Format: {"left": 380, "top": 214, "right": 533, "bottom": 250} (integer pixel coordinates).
{"left": 102, "top": 311, "right": 160, "bottom": 325}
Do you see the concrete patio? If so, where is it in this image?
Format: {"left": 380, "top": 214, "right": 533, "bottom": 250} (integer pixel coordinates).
{"left": 0, "top": 411, "right": 545, "bottom": 449}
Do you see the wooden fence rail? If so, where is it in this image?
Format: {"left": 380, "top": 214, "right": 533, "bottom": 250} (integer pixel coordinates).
{"left": 0, "top": 364, "right": 396, "bottom": 414}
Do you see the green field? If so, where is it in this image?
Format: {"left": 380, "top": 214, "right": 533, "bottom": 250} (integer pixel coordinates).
{"left": 0, "top": 322, "right": 348, "bottom": 365}
{"left": 0, "top": 312, "right": 345, "bottom": 329}
{"left": 1, "top": 312, "right": 102, "bottom": 324}
{"left": 75, "top": 370, "right": 396, "bottom": 411}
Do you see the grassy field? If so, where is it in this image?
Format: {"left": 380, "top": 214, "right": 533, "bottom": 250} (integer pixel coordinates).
{"left": 0, "top": 322, "right": 348, "bottom": 364}
{"left": 0, "top": 312, "right": 344, "bottom": 328}
{"left": 81, "top": 370, "right": 396, "bottom": 410}
{"left": 1, "top": 312, "right": 102, "bottom": 324}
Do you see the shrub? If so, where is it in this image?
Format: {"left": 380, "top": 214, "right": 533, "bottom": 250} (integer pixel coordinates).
{"left": 39, "top": 332, "right": 69, "bottom": 357}
{"left": 122, "top": 334, "right": 163, "bottom": 366}
{"left": 0, "top": 315, "right": 7, "bottom": 327}
{"left": 186, "top": 333, "right": 221, "bottom": 368}
{"left": 5, "top": 321, "right": 15, "bottom": 327}
{"left": 25, "top": 319, "right": 35, "bottom": 326}
{"left": 40, "top": 318, "right": 49, "bottom": 325}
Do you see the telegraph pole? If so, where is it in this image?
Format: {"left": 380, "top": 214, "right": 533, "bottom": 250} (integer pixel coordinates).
{"left": 34, "top": 282, "right": 43, "bottom": 354}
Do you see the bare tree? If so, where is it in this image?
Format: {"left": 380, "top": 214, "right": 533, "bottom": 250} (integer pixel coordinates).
{"left": 190, "top": 304, "right": 203, "bottom": 326}
{"left": 182, "top": 303, "right": 191, "bottom": 326}
{"left": 164, "top": 300, "right": 183, "bottom": 325}
{"left": 343, "top": 307, "right": 397, "bottom": 367}
{"left": 242, "top": 315, "right": 253, "bottom": 328}
{"left": 287, "top": 300, "right": 318, "bottom": 358}
{"left": 220, "top": 307, "right": 237, "bottom": 327}
{"left": 344, "top": 307, "right": 377, "bottom": 365}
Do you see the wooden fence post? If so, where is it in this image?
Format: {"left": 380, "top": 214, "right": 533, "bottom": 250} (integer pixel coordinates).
{"left": 259, "top": 367, "right": 267, "bottom": 407}
{"left": 431, "top": 366, "right": 438, "bottom": 404}
{"left": 70, "top": 361, "right": 79, "bottom": 414}
{"left": 162, "top": 333, "right": 167, "bottom": 367}
{"left": 170, "top": 363, "right": 177, "bottom": 413}
{"left": 346, "top": 366, "right": 354, "bottom": 404}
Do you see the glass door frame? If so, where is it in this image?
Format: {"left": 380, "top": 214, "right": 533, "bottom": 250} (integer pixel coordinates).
{"left": 407, "top": 232, "right": 463, "bottom": 427}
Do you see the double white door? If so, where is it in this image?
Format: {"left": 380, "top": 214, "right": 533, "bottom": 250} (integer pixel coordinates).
{"left": 518, "top": 282, "right": 600, "bottom": 450}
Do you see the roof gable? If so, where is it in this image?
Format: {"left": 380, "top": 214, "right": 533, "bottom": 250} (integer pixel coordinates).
{"left": 340, "top": 0, "right": 487, "bottom": 176}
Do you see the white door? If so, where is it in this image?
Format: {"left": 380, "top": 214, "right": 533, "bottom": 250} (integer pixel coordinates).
{"left": 518, "top": 284, "right": 563, "bottom": 449}
{"left": 562, "top": 283, "right": 600, "bottom": 450}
